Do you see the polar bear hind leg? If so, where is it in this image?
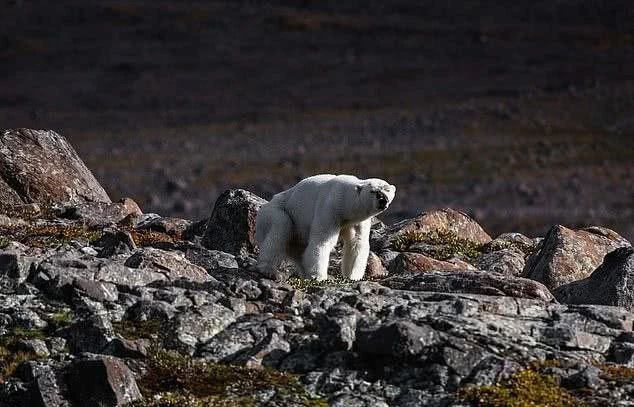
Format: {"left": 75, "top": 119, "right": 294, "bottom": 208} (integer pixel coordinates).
{"left": 340, "top": 219, "right": 371, "bottom": 280}
{"left": 256, "top": 204, "right": 293, "bottom": 279}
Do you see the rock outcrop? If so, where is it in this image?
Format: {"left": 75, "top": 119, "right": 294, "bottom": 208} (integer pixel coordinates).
{"left": 3, "top": 131, "right": 634, "bottom": 406}
{"left": 523, "top": 225, "right": 630, "bottom": 290}
{"left": 201, "top": 189, "right": 267, "bottom": 256}
{"left": 555, "top": 247, "right": 634, "bottom": 310}
{"left": 0, "top": 129, "right": 111, "bottom": 207}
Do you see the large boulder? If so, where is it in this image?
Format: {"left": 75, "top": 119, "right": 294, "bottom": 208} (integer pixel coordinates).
{"left": 66, "top": 357, "right": 142, "bottom": 407}
{"left": 201, "top": 189, "right": 267, "bottom": 256}
{"left": 59, "top": 198, "right": 142, "bottom": 227}
{"left": 389, "top": 252, "right": 476, "bottom": 273}
{"left": 555, "top": 247, "right": 634, "bottom": 310}
{"left": 523, "top": 225, "right": 630, "bottom": 291}
{"left": 377, "top": 208, "right": 492, "bottom": 250}
{"left": 0, "top": 129, "right": 110, "bottom": 208}
{"left": 382, "top": 270, "right": 555, "bottom": 301}
{"left": 475, "top": 248, "right": 526, "bottom": 276}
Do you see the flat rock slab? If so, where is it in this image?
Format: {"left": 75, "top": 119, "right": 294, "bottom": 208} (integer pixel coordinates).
{"left": 389, "top": 252, "right": 476, "bottom": 274}
{"left": 0, "top": 129, "right": 110, "bottom": 207}
{"left": 381, "top": 270, "right": 555, "bottom": 301}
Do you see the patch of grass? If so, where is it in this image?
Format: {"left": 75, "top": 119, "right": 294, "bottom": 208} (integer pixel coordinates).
{"left": 0, "top": 347, "right": 38, "bottom": 383}
{"left": 0, "top": 224, "right": 102, "bottom": 248}
{"left": 129, "top": 348, "right": 327, "bottom": 407}
{"left": 0, "top": 327, "right": 48, "bottom": 383}
{"left": 129, "top": 229, "right": 175, "bottom": 247}
{"left": 594, "top": 362, "right": 634, "bottom": 382}
{"left": 391, "top": 229, "right": 484, "bottom": 261}
{"left": 287, "top": 276, "right": 354, "bottom": 291}
{"left": 459, "top": 368, "right": 580, "bottom": 407}
{"left": 44, "top": 311, "right": 73, "bottom": 331}
{"left": 113, "top": 320, "right": 162, "bottom": 341}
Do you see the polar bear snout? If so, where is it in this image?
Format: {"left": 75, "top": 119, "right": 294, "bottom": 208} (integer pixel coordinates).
{"left": 377, "top": 192, "right": 389, "bottom": 210}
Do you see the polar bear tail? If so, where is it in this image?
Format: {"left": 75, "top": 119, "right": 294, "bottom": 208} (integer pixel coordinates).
{"left": 255, "top": 203, "right": 293, "bottom": 279}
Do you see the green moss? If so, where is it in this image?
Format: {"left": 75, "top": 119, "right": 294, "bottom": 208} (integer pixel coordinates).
{"left": 130, "top": 348, "right": 327, "bottom": 407}
{"left": 113, "top": 320, "right": 162, "bottom": 341}
{"left": 392, "top": 229, "right": 484, "bottom": 261}
{"left": 0, "top": 327, "right": 48, "bottom": 383}
{"left": 459, "top": 368, "right": 580, "bottom": 407}
{"left": 287, "top": 275, "right": 353, "bottom": 290}
{"left": 45, "top": 311, "right": 73, "bottom": 331}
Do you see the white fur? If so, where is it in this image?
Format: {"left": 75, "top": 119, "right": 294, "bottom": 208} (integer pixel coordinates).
{"left": 256, "top": 174, "right": 396, "bottom": 281}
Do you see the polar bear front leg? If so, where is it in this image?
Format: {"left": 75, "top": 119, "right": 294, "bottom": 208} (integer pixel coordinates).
{"left": 302, "top": 225, "right": 340, "bottom": 281}
{"left": 341, "top": 219, "right": 371, "bottom": 280}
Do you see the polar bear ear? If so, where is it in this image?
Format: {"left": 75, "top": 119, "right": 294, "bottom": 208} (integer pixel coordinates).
{"left": 355, "top": 185, "right": 363, "bottom": 195}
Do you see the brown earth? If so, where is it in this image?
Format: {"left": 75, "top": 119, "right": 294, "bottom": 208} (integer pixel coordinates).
{"left": 1, "top": 1, "right": 633, "bottom": 240}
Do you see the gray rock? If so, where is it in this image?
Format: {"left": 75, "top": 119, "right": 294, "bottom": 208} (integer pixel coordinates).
{"left": 15, "top": 361, "right": 70, "bottom": 407}
{"left": 201, "top": 189, "right": 267, "bottom": 256}
{"left": 123, "top": 247, "right": 211, "bottom": 283}
{"left": 166, "top": 303, "right": 236, "bottom": 354}
{"left": 555, "top": 247, "right": 634, "bottom": 310}
{"left": 319, "top": 303, "right": 359, "bottom": 351}
{"left": 72, "top": 278, "right": 119, "bottom": 303}
{"left": 475, "top": 248, "right": 525, "bottom": 276}
{"left": 58, "top": 314, "right": 113, "bottom": 353}
{"left": 357, "top": 320, "right": 440, "bottom": 358}
{"left": 482, "top": 232, "right": 535, "bottom": 254}
{"left": 185, "top": 247, "right": 239, "bottom": 271}
{"left": 135, "top": 216, "right": 191, "bottom": 236}
{"left": 93, "top": 229, "right": 136, "bottom": 258}
{"left": 523, "top": 225, "right": 630, "bottom": 291}
{"left": 0, "top": 129, "right": 110, "bottom": 207}
{"left": 66, "top": 356, "right": 141, "bottom": 407}
{"left": 389, "top": 252, "right": 476, "bottom": 274}
{"left": 0, "top": 251, "right": 36, "bottom": 289}
{"left": 58, "top": 198, "right": 142, "bottom": 228}
{"left": 382, "top": 270, "right": 555, "bottom": 301}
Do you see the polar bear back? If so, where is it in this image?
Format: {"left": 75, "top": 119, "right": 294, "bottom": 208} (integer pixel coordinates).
{"left": 270, "top": 174, "right": 359, "bottom": 242}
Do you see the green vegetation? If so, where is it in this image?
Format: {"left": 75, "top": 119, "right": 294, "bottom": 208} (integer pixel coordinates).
{"left": 45, "top": 310, "right": 74, "bottom": 331}
{"left": 0, "top": 327, "right": 47, "bottom": 383}
{"left": 391, "top": 229, "right": 484, "bottom": 261}
{"left": 0, "top": 310, "right": 75, "bottom": 383}
{"left": 0, "top": 224, "right": 102, "bottom": 248}
{"left": 129, "top": 348, "right": 327, "bottom": 407}
{"left": 459, "top": 368, "right": 579, "bottom": 407}
{"left": 287, "top": 275, "right": 354, "bottom": 290}
{"left": 113, "top": 320, "right": 162, "bottom": 341}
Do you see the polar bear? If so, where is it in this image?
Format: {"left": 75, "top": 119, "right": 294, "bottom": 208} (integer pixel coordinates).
{"left": 256, "top": 174, "right": 396, "bottom": 281}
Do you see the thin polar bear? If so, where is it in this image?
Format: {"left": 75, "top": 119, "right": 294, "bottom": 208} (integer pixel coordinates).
{"left": 256, "top": 174, "right": 396, "bottom": 281}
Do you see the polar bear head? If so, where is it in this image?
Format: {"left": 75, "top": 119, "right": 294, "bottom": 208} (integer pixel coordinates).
{"left": 355, "top": 178, "right": 396, "bottom": 217}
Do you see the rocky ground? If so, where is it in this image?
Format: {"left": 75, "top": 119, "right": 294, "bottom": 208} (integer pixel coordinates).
{"left": 1, "top": 129, "right": 634, "bottom": 406}
{"left": 2, "top": 1, "right": 633, "bottom": 240}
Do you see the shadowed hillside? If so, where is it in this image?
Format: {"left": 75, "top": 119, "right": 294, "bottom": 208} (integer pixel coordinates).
{"left": 1, "top": 0, "right": 633, "bottom": 239}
